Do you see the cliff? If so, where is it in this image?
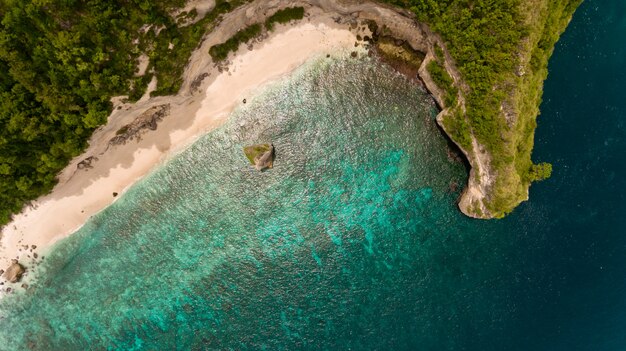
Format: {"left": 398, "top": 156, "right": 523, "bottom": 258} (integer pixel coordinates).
{"left": 382, "top": 0, "right": 582, "bottom": 218}
{"left": 306, "top": 0, "right": 582, "bottom": 218}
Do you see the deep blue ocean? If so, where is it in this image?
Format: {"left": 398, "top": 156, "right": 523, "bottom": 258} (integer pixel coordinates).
{"left": 0, "top": 0, "right": 624, "bottom": 349}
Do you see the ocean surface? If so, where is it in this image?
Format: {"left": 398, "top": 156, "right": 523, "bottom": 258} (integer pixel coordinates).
{"left": 0, "top": 0, "right": 624, "bottom": 349}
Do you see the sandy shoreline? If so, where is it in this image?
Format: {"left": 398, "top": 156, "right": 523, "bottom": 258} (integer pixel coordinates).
{"left": 0, "top": 0, "right": 445, "bottom": 291}
{"left": 0, "top": 9, "right": 363, "bottom": 280}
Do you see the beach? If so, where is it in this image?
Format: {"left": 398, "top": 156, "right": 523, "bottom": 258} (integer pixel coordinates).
{"left": 0, "top": 8, "right": 362, "bottom": 276}
{"left": 1, "top": 0, "right": 621, "bottom": 349}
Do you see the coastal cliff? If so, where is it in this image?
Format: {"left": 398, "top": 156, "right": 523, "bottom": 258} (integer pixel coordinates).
{"left": 380, "top": 0, "right": 583, "bottom": 218}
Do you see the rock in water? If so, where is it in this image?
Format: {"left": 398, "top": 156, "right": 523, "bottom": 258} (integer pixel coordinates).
{"left": 254, "top": 145, "right": 275, "bottom": 171}
{"left": 4, "top": 259, "right": 25, "bottom": 283}
{"left": 243, "top": 144, "right": 275, "bottom": 171}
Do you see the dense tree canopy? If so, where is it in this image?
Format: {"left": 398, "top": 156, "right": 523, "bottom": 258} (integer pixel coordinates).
{"left": 0, "top": 0, "right": 184, "bottom": 224}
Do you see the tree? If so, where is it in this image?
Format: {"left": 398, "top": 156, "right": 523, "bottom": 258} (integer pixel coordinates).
{"left": 528, "top": 162, "right": 553, "bottom": 182}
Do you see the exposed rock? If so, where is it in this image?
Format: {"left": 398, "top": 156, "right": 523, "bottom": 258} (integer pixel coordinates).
{"left": 243, "top": 144, "right": 275, "bottom": 171}
{"left": 147, "top": 119, "right": 157, "bottom": 130}
{"left": 77, "top": 156, "right": 97, "bottom": 170}
{"left": 113, "top": 192, "right": 119, "bottom": 197}
{"left": 109, "top": 104, "right": 170, "bottom": 146}
{"left": 3, "top": 259, "right": 25, "bottom": 283}
{"left": 254, "top": 146, "right": 274, "bottom": 171}
{"left": 373, "top": 36, "right": 425, "bottom": 80}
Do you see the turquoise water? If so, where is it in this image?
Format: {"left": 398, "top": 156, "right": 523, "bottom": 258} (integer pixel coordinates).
{"left": 0, "top": 56, "right": 476, "bottom": 349}
{"left": 1, "top": 1, "right": 625, "bottom": 349}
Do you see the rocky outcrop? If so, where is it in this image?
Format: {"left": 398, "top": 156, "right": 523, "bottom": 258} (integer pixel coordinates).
{"left": 243, "top": 144, "right": 275, "bottom": 171}
{"left": 373, "top": 36, "right": 425, "bottom": 80}
{"left": 254, "top": 144, "right": 274, "bottom": 171}
{"left": 191, "top": 72, "right": 210, "bottom": 93}
{"left": 3, "top": 259, "right": 25, "bottom": 283}
{"left": 109, "top": 104, "right": 171, "bottom": 146}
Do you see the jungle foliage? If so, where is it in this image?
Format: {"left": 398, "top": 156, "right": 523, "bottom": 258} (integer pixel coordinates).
{"left": 265, "top": 7, "right": 305, "bottom": 31}
{"left": 0, "top": 0, "right": 249, "bottom": 225}
{"left": 426, "top": 60, "right": 456, "bottom": 107}
{"left": 209, "top": 24, "right": 262, "bottom": 61}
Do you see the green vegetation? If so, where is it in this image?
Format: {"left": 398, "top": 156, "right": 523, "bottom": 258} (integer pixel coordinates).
{"left": 0, "top": 0, "right": 250, "bottom": 225}
{"left": 433, "top": 44, "right": 444, "bottom": 62}
{"left": 0, "top": 0, "right": 581, "bottom": 224}
{"left": 527, "top": 162, "right": 552, "bottom": 182}
{"left": 149, "top": 0, "right": 251, "bottom": 95}
{"left": 426, "top": 60, "right": 457, "bottom": 107}
{"left": 243, "top": 144, "right": 272, "bottom": 165}
{"left": 209, "top": 24, "right": 262, "bottom": 62}
{"left": 0, "top": 0, "right": 174, "bottom": 225}
{"left": 265, "top": 7, "right": 305, "bottom": 31}
{"left": 209, "top": 7, "right": 306, "bottom": 62}
{"left": 375, "top": 36, "right": 425, "bottom": 76}
{"left": 441, "top": 110, "right": 472, "bottom": 152}
{"left": 384, "top": 0, "right": 581, "bottom": 217}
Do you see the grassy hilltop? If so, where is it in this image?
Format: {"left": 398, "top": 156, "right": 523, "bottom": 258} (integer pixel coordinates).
{"left": 0, "top": 0, "right": 248, "bottom": 224}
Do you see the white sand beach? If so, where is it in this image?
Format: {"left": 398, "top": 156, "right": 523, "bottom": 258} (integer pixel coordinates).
{"left": 0, "top": 8, "right": 363, "bottom": 276}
